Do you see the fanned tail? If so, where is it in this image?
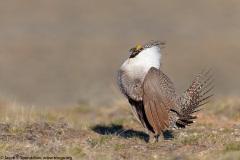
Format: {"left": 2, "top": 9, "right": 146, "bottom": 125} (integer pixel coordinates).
{"left": 176, "top": 68, "right": 214, "bottom": 128}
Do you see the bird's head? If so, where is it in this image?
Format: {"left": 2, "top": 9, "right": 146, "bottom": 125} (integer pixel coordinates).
{"left": 129, "top": 45, "right": 144, "bottom": 58}
{"left": 129, "top": 41, "right": 165, "bottom": 59}
{"left": 127, "top": 41, "right": 165, "bottom": 70}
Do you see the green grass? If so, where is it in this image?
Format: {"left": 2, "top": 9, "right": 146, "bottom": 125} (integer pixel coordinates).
{"left": 181, "top": 133, "right": 203, "bottom": 145}
{"left": 225, "top": 142, "right": 240, "bottom": 152}
{"left": 0, "top": 98, "right": 239, "bottom": 159}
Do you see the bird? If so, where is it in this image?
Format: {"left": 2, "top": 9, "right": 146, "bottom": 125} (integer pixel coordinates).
{"left": 117, "top": 40, "right": 214, "bottom": 143}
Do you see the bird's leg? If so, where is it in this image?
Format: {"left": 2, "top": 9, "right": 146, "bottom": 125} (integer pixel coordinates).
{"left": 151, "top": 133, "right": 164, "bottom": 143}
{"left": 157, "top": 133, "right": 164, "bottom": 142}
{"left": 149, "top": 133, "right": 163, "bottom": 143}
{"left": 149, "top": 133, "right": 155, "bottom": 143}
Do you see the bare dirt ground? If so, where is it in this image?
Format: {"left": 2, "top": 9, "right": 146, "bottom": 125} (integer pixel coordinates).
{"left": 0, "top": 98, "right": 239, "bottom": 160}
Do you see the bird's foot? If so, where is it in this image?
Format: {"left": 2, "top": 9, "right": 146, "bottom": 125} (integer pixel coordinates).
{"left": 149, "top": 134, "right": 164, "bottom": 143}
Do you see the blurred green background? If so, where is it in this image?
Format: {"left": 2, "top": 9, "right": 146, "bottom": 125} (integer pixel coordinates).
{"left": 0, "top": 0, "right": 239, "bottom": 107}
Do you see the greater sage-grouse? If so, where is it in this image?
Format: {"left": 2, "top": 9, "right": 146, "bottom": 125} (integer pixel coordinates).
{"left": 117, "top": 41, "right": 214, "bottom": 142}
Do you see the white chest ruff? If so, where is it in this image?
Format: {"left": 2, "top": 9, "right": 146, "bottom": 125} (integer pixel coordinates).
{"left": 121, "top": 46, "right": 162, "bottom": 82}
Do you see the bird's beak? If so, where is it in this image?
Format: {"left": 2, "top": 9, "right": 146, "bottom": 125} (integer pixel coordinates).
{"left": 129, "top": 48, "right": 134, "bottom": 52}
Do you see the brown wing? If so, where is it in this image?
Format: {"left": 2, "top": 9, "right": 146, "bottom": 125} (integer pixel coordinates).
{"left": 143, "top": 67, "right": 177, "bottom": 133}
{"left": 128, "top": 99, "right": 154, "bottom": 133}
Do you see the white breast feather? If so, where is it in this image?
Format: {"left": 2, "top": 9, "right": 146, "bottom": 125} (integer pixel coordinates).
{"left": 121, "top": 46, "right": 161, "bottom": 74}
{"left": 133, "top": 46, "right": 161, "bottom": 71}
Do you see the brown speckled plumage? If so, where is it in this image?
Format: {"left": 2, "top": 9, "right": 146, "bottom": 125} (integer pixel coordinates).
{"left": 117, "top": 41, "right": 214, "bottom": 142}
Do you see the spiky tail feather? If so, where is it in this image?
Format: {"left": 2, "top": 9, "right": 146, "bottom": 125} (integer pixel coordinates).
{"left": 176, "top": 68, "right": 214, "bottom": 128}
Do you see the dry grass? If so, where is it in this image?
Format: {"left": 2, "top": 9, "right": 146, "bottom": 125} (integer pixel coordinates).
{"left": 0, "top": 98, "right": 239, "bottom": 160}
